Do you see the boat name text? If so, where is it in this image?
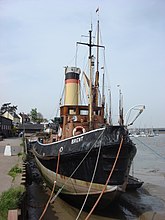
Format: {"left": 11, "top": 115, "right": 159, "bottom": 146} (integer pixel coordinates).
{"left": 71, "top": 136, "right": 84, "bottom": 144}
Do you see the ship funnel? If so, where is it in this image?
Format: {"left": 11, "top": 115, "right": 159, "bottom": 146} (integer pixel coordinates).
{"left": 64, "top": 67, "right": 81, "bottom": 105}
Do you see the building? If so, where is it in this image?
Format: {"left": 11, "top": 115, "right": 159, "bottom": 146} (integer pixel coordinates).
{"left": 17, "top": 123, "right": 44, "bottom": 134}
{"left": 19, "top": 113, "right": 31, "bottom": 124}
{"left": 0, "top": 115, "right": 12, "bottom": 137}
{"left": 2, "top": 111, "right": 21, "bottom": 125}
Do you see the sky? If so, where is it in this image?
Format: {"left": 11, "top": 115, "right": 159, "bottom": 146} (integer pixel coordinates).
{"left": 0, "top": 0, "right": 165, "bottom": 128}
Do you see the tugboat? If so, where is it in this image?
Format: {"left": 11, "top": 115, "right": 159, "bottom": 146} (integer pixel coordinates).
{"left": 31, "top": 17, "right": 143, "bottom": 211}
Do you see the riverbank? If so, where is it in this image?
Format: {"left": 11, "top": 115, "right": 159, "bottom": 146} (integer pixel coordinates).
{"left": 1, "top": 136, "right": 164, "bottom": 219}
{"left": 0, "top": 137, "right": 23, "bottom": 193}
{"left": 0, "top": 137, "right": 25, "bottom": 219}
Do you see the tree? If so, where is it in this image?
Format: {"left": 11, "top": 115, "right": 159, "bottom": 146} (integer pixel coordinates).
{"left": 0, "top": 103, "right": 17, "bottom": 115}
{"left": 30, "top": 108, "right": 38, "bottom": 123}
{"left": 30, "top": 108, "right": 44, "bottom": 123}
{"left": 37, "top": 112, "right": 44, "bottom": 123}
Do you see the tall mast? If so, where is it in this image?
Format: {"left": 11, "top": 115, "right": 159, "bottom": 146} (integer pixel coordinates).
{"left": 108, "top": 88, "right": 112, "bottom": 125}
{"left": 89, "top": 30, "right": 93, "bottom": 129}
{"left": 96, "top": 19, "right": 99, "bottom": 73}
{"left": 102, "top": 67, "right": 105, "bottom": 106}
{"left": 94, "top": 19, "right": 99, "bottom": 107}
{"left": 118, "top": 85, "right": 124, "bottom": 125}
{"left": 77, "top": 26, "right": 104, "bottom": 130}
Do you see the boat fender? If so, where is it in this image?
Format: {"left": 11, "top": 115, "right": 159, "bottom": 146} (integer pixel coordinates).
{"left": 58, "top": 126, "right": 62, "bottom": 138}
{"left": 73, "top": 126, "right": 86, "bottom": 136}
{"left": 59, "top": 147, "right": 63, "bottom": 153}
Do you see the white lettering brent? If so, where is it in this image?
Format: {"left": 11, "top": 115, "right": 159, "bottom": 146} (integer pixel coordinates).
{"left": 71, "top": 136, "right": 83, "bottom": 144}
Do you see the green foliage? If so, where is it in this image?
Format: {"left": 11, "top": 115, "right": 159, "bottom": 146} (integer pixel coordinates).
{"left": 11, "top": 126, "right": 17, "bottom": 136}
{"left": 0, "top": 187, "right": 24, "bottom": 219}
{"left": 0, "top": 103, "right": 17, "bottom": 115}
{"left": 17, "top": 152, "right": 23, "bottom": 157}
{"left": 30, "top": 108, "right": 44, "bottom": 123}
{"left": 8, "top": 165, "right": 22, "bottom": 180}
{"left": 30, "top": 108, "right": 38, "bottom": 122}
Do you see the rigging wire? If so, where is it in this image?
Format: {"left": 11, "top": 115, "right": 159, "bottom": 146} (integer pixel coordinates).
{"left": 75, "top": 43, "right": 78, "bottom": 67}
{"left": 50, "top": 129, "right": 105, "bottom": 203}
{"left": 85, "top": 136, "right": 124, "bottom": 220}
{"left": 39, "top": 148, "right": 61, "bottom": 220}
{"left": 134, "top": 136, "right": 165, "bottom": 160}
{"left": 79, "top": 74, "right": 87, "bottom": 105}
{"left": 76, "top": 134, "right": 103, "bottom": 220}
{"left": 55, "top": 86, "right": 64, "bottom": 117}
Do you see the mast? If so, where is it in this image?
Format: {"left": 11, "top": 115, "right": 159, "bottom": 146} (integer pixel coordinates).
{"left": 118, "top": 85, "right": 124, "bottom": 125}
{"left": 96, "top": 19, "right": 99, "bottom": 73}
{"left": 77, "top": 26, "right": 104, "bottom": 130}
{"left": 94, "top": 19, "right": 99, "bottom": 107}
{"left": 102, "top": 67, "right": 105, "bottom": 106}
{"left": 108, "top": 88, "right": 112, "bottom": 125}
{"left": 89, "top": 30, "right": 93, "bottom": 128}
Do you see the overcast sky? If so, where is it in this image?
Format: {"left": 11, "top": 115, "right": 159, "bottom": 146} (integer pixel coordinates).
{"left": 0, "top": 0, "right": 165, "bottom": 128}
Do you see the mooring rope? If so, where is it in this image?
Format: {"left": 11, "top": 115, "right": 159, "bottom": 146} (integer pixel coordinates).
{"left": 50, "top": 129, "right": 105, "bottom": 203}
{"left": 76, "top": 134, "right": 103, "bottom": 220}
{"left": 134, "top": 136, "right": 165, "bottom": 160}
{"left": 39, "top": 148, "right": 61, "bottom": 220}
{"left": 85, "top": 136, "right": 124, "bottom": 220}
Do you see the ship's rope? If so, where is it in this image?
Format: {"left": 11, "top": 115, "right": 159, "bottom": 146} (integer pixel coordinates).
{"left": 50, "top": 129, "right": 105, "bottom": 203}
{"left": 85, "top": 136, "right": 124, "bottom": 220}
{"left": 75, "top": 134, "right": 103, "bottom": 220}
{"left": 39, "top": 148, "right": 61, "bottom": 220}
{"left": 134, "top": 136, "right": 165, "bottom": 160}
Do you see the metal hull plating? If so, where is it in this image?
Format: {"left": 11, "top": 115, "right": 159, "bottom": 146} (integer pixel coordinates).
{"left": 32, "top": 126, "right": 136, "bottom": 207}
{"left": 34, "top": 155, "right": 121, "bottom": 210}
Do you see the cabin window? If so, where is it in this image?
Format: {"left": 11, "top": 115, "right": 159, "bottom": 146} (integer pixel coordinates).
{"left": 54, "top": 117, "right": 63, "bottom": 124}
{"left": 94, "top": 110, "right": 101, "bottom": 116}
{"left": 69, "top": 108, "right": 76, "bottom": 115}
{"left": 80, "top": 110, "right": 88, "bottom": 115}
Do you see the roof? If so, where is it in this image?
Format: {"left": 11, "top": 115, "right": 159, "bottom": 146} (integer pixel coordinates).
{"left": 17, "top": 123, "right": 44, "bottom": 131}
{"left": 13, "top": 112, "right": 20, "bottom": 119}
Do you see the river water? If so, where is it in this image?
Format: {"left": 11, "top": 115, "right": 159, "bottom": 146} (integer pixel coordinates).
{"left": 132, "top": 134, "right": 165, "bottom": 187}
{"left": 26, "top": 134, "right": 165, "bottom": 220}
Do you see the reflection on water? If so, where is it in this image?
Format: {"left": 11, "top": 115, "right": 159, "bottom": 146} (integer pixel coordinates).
{"left": 27, "top": 135, "right": 165, "bottom": 220}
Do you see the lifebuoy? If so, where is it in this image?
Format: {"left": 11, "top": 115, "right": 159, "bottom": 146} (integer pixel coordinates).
{"left": 58, "top": 126, "right": 62, "bottom": 137}
{"left": 73, "top": 126, "right": 86, "bottom": 136}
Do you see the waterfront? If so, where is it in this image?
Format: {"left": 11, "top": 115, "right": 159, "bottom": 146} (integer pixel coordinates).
{"left": 26, "top": 134, "right": 165, "bottom": 219}
{"left": 133, "top": 134, "right": 165, "bottom": 188}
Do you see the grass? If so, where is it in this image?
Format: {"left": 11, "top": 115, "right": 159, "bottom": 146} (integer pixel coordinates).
{"left": 0, "top": 187, "right": 25, "bottom": 220}
{"left": 8, "top": 165, "right": 22, "bottom": 180}
{"left": 17, "top": 152, "right": 23, "bottom": 157}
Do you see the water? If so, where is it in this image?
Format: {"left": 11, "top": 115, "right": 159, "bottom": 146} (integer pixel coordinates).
{"left": 26, "top": 134, "right": 165, "bottom": 219}
{"left": 132, "top": 134, "right": 165, "bottom": 187}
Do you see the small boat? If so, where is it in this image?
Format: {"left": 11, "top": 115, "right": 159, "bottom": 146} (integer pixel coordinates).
{"left": 147, "top": 128, "right": 155, "bottom": 137}
{"left": 126, "top": 175, "right": 144, "bottom": 190}
{"left": 31, "top": 17, "right": 144, "bottom": 211}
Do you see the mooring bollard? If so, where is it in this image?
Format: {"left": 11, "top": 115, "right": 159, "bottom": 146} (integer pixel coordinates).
{"left": 8, "top": 209, "right": 20, "bottom": 220}
{"left": 4, "top": 144, "right": 12, "bottom": 156}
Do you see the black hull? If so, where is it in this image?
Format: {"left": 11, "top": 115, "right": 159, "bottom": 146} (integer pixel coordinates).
{"left": 32, "top": 126, "right": 136, "bottom": 185}
{"left": 31, "top": 125, "right": 136, "bottom": 206}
